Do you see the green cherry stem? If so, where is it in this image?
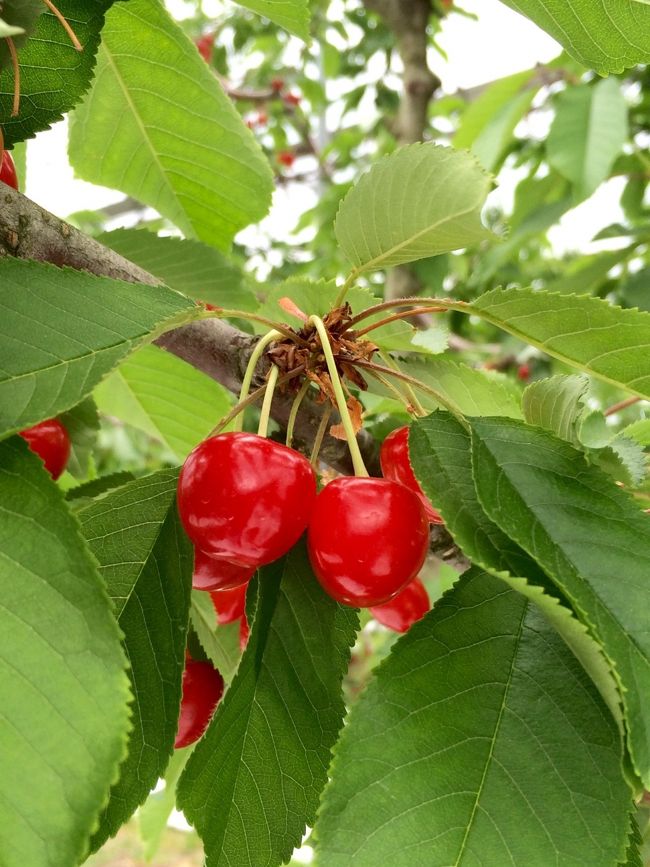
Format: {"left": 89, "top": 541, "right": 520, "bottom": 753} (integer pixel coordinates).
{"left": 210, "top": 365, "right": 306, "bottom": 437}
{"left": 353, "top": 358, "right": 468, "bottom": 426}
{"left": 234, "top": 329, "right": 282, "bottom": 432}
{"left": 257, "top": 364, "right": 279, "bottom": 438}
{"left": 310, "top": 406, "right": 332, "bottom": 468}
{"left": 365, "top": 368, "right": 419, "bottom": 416}
{"left": 378, "top": 350, "right": 426, "bottom": 417}
{"left": 332, "top": 269, "right": 360, "bottom": 308}
{"left": 286, "top": 378, "right": 312, "bottom": 447}
{"left": 309, "top": 315, "right": 369, "bottom": 477}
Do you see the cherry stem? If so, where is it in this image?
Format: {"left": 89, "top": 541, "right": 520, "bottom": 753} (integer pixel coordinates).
{"left": 286, "top": 378, "right": 311, "bottom": 447}
{"left": 353, "top": 306, "right": 446, "bottom": 337}
{"left": 210, "top": 365, "right": 306, "bottom": 437}
{"left": 365, "top": 368, "right": 419, "bottom": 416}
{"left": 207, "top": 308, "right": 309, "bottom": 346}
{"left": 257, "top": 364, "right": 279, "bottom": 438}
{"left": 309, "top": 314, "right": 369, "bottom": 477}
{"left": 234, "top": 329, "right": 282, "bottom": 432}
{"left": 310, "top": 406, "right": 332, "bottom": 468}
{"left": 332, "top": 269, "right": 361, "bottom": 308}
{"left": 353, "top": 358, "right": 467, "bottom": 424}
{"left": 378, "top": 350, "right": 426, "bottom": 417}
{"left": 42, "top": 0, "right": 83, "bottom": 50}
{"left": 604, "top": 395, "right": 641, "bottom": 417}
{"left": 344, "top": 297, "right": 460, "bottom": 330}
{"left": 6, "top": 37, "right": 20, "bottom": 116}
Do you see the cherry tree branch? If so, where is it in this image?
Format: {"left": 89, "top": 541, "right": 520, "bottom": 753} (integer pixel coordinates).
{"left": 0, "top": 186, "right": 378, "bottom": 475}
{"left": 0, "top": 186, "right": 468, "bottom": 566}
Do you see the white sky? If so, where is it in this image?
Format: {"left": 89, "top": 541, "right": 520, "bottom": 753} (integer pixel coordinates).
{"left": 24, "top": 0, "right": 623, "bottom": 256}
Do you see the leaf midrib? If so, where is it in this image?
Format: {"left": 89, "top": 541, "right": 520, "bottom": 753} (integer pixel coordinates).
{"left": 453, "top": 598, "right": 526, "bottom": 866}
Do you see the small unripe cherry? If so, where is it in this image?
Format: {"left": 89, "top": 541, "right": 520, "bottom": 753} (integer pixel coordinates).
{"left": 193, "top": 548, "right": 255, "bottom": 592}
{"left": 210, "top": 582, "right": 248, "bottom": 625}
{"left": 370, "top": 577, "right": 430, "bottom": 633}
{"left": 380, "top": 426, "right": 444, "bottom": 524}
{"left": 174, "top": 658, "right": 224, "bottom": 749}
{"left": 19, "top": 419, "right": 71, "bottom": 480}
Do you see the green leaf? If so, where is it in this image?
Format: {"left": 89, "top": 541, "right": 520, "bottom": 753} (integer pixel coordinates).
{"left": 315, "top": 568, "right": 630, "bottom": 866}
{"left": 367, "top": 356, "right": 523, "bottom": 419}
{"left": 78, "top": 469, "right": 192, "bottom": 849}
{"left": 498, "top": 0, "right": 650, "bottom": 74}
{"left": 0, "top": 437, "right": 130, "bottom": 867}
{"left": 0, "top": 258, "right": 195, "bottom": 439}
{"left": 335, "top": 143, "right": 493, "bottom": 274}
{"left": 466, "top": 287, "right": 650, "bottom": 400}
{"left": 99, "top": 229, "right": 257, "bottom": 311}
{"left": 138, "top": 747, "right": 193, "bottom": 861}
{"left": 410, "top": 412, "right": 625, "bottom": 736}
{"left": 621, "top": 418, "right": 650, "bottom": 446}
{"left": 190, "top": 589, "right": 242, "bottom": 684}
{"left": 454, "top": 70, "right": 537, "bottom": 172}
{"left": 233, "top": 0, "right": 310, "bottom": 40}
{"left": 0, "top": 0, "right": 124, "bottom": 147}
{"left": 468, "top": 416, "right": 650, "bottom": 785}
{"left": 545, "top": 247, "right": 637, "bottom": 295}
{"left": 59, "top": 396, "right": 100, "bottom": 479}
{"left": 66, "top": 471, "right": 137, "bottom": 505}
{"left": 177, "top": 543, "right": 358, "bottom": 867}
{"left": 624, "top": 815, "right": 643, "bottom": 867}
{"left": 69, "top": 0, "right": 273, "bottom": 250}
{"left": 547, "top": 79, "right": 628, "bottom": 201}
{"left": 522, "top": 373, "right": 589, "bottom": 445}
{"left": 94, "top": 345, "right": 232, "bottom": 462}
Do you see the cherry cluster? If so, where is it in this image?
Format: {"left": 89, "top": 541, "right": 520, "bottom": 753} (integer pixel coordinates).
{"left": 174, "top": 424, "right": 441, "bottom": 746}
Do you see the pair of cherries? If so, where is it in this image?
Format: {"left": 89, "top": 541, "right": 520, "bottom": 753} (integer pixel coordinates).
{"left": 177, "top": 425, "right": 439, "bottom": 613}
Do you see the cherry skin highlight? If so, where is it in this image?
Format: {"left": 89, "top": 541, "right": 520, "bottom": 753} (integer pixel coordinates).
{"left": 0, "top": 150, "right": 18, "bottom": 190}
{"left": 19, "top": 419, "right": 71, "bottom": 480}
{"left": 380, "top": 426, "right": 444, "bottom": 524}
{"left": 370, "top": 576, "right": 430, "bottom": 633}
{"left": 177, "top": 432, "right": 317, "bottom": 568}
{"left": 193, "top": 547, "right": 255, "bottom": 592}
{"left": 307, "top": 477, "right": 430, "bottom": 607}
{"left": 210, "top": 582, "right": 248, "bottom": 625}
{"left": 174, "top": 658, "right": 224, "bottom": 749}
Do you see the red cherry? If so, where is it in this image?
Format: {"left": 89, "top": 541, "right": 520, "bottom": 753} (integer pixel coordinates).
{"left": 517, "top": 363, "right": 531, "bottom": 381}
{"left": 210, "top": 582, "right": 248, "bottom": 625}
{"left": 270, "top": 77, "right": 285, "bottom": 92}
{"left": 283, "top": 92, "right": 301, "bottom": 107}
{"left": 19, "top": 419, "right": 71, "bottom": 480}
{"left": 307, "top": 477, "right": 430, "bottom": 607}
{"left": 239, "top": 614, "right": 250, "bottom": 651}
{"left": 193, "top": 548, "right": 255, "bottom": 592}
{"left": 277, "top": 150, "right": 295, "bottom": 168}
{"left": 174, "top": 659, "right": 224, "bottom": 749}
{"left": 380, "top": 426, "right": 444, "bottom": 524}
{"left": 178, "top": 432, "right": 316, "bottom": 567}
{"left": 1, "top": 150, "right": 18, "bottom": 191}
{"left": 370, "top": 576, "right": 430, "bottom": 633}
{"left": 257, "top": 111, "right": 268, "bottom": 126}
